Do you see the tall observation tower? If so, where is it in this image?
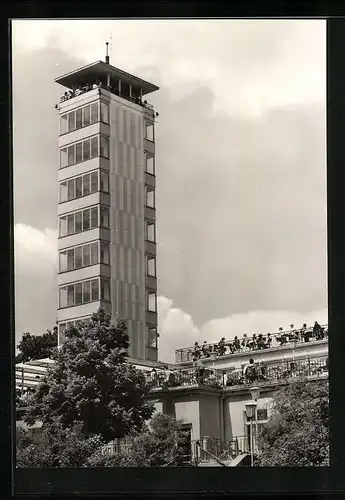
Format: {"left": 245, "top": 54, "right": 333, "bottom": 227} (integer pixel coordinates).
{"left": 55, "top": 45, "right": 159, "bottom": 362}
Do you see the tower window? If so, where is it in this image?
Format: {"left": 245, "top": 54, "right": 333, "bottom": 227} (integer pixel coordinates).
{"left": 100, "top": 102, "right": 109, "bottom": 124}
{"left": 146, "top": 255, "right": 156, "bottom": 277}
{"left": 147, "top": 291, "right": 157, "bottom": 313}
{"left": 145, "top": 122, "right": 154, "bottom": 142}
{"left": 59, "top": 170, "right": 102, "bottom": 203}
{"left": 145, "top": 220, "right": 156, "bottom": 242}
{"left": 147, "top": 327, "right": 158, "bottom": 348}
{"left": 145, "top": 186, "right": 155, "bottom": 208}
{"left": 59, "top": 278, "right": 103, "bottom": 308}
{"left": 59, "top": 205, "right": 104, "bottom": 237}
{"left": 60, "top": 100, "right": 102, "bottom": 136}
{"left": 60, "top": 135, "right": 101, "bottom": 168}
{"left": 145, "top": 153, "right": 155, "bottom": 175}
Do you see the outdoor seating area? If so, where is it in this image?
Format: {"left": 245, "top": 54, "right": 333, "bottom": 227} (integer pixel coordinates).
{"left": 146, "top": 355, "right": 329, "bottom": 391}
{"left": 175, "top": 322, "right": 328, "bottom": 363}
{"left": 59, "top": 81, "right": 154, "bottom": 110}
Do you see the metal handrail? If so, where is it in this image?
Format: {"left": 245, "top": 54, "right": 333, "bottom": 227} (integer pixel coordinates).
{"left": 195, "top": 440, "right": 228, "bottom": 467}
{"left": 175, "top": 324, "right": 328, "bottom": 363}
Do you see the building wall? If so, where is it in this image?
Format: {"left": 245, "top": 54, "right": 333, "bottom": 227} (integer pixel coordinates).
{"left": 198, "top": 393, "right": 222, "bottom": 439}
{"left": 109, "top": 94, "right": 146, "bottom": 359}
{"left": 174, "top": 399, "right": 200, "bottom": 441}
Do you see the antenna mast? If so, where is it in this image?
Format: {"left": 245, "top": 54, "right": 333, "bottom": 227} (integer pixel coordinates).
{"left": 105, "top": 41, "right": 109, "bottom": 64}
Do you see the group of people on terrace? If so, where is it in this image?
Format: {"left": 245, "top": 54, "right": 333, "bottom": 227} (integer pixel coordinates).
{"left": 190, "top": 322, "right": 327, "bottom": 362}
{"left": 146, "top": 353, "right": 329, "bottom": 391}
{"left": 59, "top": 81, "right": 152, "bottom": 109}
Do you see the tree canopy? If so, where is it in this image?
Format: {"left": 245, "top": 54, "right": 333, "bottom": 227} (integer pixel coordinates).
{"left": 88, "top": 413, "right": 192, "bottom": 467}
{"left": 24, "top": 309, "right": 154, "bottom": 442}
{"left": 16, "top": 327, "right": 58, "bottom": 363}
{"left": 256, "top": 379, "right": 329, "bottom": 467}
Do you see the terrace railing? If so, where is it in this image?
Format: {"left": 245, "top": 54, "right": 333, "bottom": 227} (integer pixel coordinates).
{"left": 175, "top": 324, "right": 328, "bottom": 363}
{"left": 147, "top": 355, "right": 328, "bottom": 391}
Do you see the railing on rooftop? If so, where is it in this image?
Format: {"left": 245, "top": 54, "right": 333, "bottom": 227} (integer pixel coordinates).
{"left": 59, "top": 83, "right": 154, "bottom": 111}
{"left": 175, "top": 324, "right": 328, "bottom": 363}
{"left": 146, "top": 355, "right": 328, "bottom": 391}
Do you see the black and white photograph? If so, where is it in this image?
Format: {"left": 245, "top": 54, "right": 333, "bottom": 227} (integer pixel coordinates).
{"left": 13, "top": 18, "right": 328, "bottom": 469}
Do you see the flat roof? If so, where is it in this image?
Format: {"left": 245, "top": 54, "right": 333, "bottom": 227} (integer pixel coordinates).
{"left": 55, "top": 60, "right": 159, "bottom": 96}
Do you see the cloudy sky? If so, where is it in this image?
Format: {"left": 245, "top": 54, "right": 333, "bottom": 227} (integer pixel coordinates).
{"left": 12, "top": 19, "right": 327, "bottom": 362}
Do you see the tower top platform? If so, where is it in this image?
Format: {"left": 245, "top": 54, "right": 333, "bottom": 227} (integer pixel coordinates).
{"left": 55, "top": 60, "right": 159, "bottom": 96}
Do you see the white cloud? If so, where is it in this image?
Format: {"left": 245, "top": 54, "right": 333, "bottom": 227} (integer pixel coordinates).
{"left": 12, "top": 19, "right": 325, "bottom": 117}
{"left": 14, "top": 223, "right": 58, "bottom": 268}
{"left": 157, "top": 295, "right": 328, "bottom": 363}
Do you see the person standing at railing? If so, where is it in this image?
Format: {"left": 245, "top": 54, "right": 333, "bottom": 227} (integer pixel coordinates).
{"left": 202, "top": 341, "right": 211, "bottom": 358}
{"left": 244, "top": 358, "right": 257, "bottom": 384}
{"left": 192, "top": 342, "right": 201, "bottom": 361}
{"left": 265, "top": 333, "right": 272, "bottom": 349}
{"left": 217, "top": 337, "right": 227, "bottom": 356}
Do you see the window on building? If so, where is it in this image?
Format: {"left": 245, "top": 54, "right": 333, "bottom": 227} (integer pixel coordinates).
{"left": 83, "top": 174, "right": 91, "bottom": 196}
{"left": 83, "top": 209, "right": 90, "bottom": 231}
{"left": 100, "top": 136, "right": 109, "bottom": 158}
{"left": 60, "top": 114, "right": 68, "bottom": 135}
{"left": 90, "top": 171, "right": 98, "bottom": 193}
{"left": 59, "top": 287, "right": 67, "bottom": 308}
{"left": 100, "top": 243, "right": 110, "bottom": 264}
{"left": 83, "top": 244, "right": 91, "bottom": 267}
{"left": 91, "top": 242, "right": 98, "bottom": 265}
{"left": 83, "top": 105, "right": 91, "bottom": 127}
{"left": 59, "top": 206, "right": 100, "bottom": 237}
{"left": 147, "top": 291, "right": 157, "bottom": 312}
{"left": 100, "top": 206, "right": 109, "bottom": 228}
{"left": 68, "top": 145, "right": 75, "bottom": 166}
{"left": 59, "top": 251, "right": 68, "bottom": 273}
{"left": 83, "top": 139, "right": 91, "bottom": 161}
{"left": 67, "top": 178, "right": 75, "bottom": 200}
{"left": 59, "top": 171, "right": 100, "bottom": 203}
{"left": 146, "top": 255, "right": 156, "bottom": 277}
{"left": 145, "top": 154, "right": 155, "bottom": 175}
{"left": 100, "top": 171, "right": 109, "bottom": 193}
{"left": 76, "top": 108, "right": 82, "bottom": 129}
{"left": 75, "top": 211, "right": 82, "bottom": 233}
{"left": 67, "top": 285, "right": 74, "bottom": 307}
{"left": 83, "top": 281, "right": 91, "bottom": 303}
{"left": 91, "top": 279, "right": 99, "bottom": 301}
{"left": 67, "top": 249, "right": 74, "bottom": 271}
{"left": 101, "top": 279, "right": 110, "bottom": 301}
{"left": 60, "top": 148, "right": 68, "bottom": 168}
{"left": 100, "top": 102, "right": 109, "bottom": 124}
{"left": 74, "top": 246, "right": 83, "bottom": 269}
{"left": 75, "top": 176, "right": 83, "bottom": 198}
{"left": 91, "top": 136, "right": 98, "bottom": 159}
{"left": 75, "top": 282, "right": 83, "bottom": 305}
{"left": 76, "top": 142, "right": 83, "bottom": 163}
{"left": 147, "top": 327, "right": 158, "bottom": 348}
{"left": 60, "top": 135, "right": 102, "bottom": 168}
{"left": 145, "top": 122, "right": 154, "bottom": 142}
{"left": 60, "top": 181, "right": 68, "bottom": 203}
{"left": 91, "top": 206, "right": 99, "bottom": 229}
{"left": 145, "top": 221, "right": 155, "bottom": 242}
{"left": 68, "top": 112, "right": 76, "bottom": 132}
{"left": 67, "top": 214, "right": 74, "bottom": 235}
{"left": 145, "top": 186, "right": 155, "bottom": 208}
{"left": 91, "top": 102, "right": 99, "bottom": 124}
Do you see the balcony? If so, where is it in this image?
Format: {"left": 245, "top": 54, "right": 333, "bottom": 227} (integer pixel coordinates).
{"left": 58, "top": 83, "right": 155, "bottom": 112}
{"left": 175, "top": 324, "right": 328, "bottom": 363}
{"left": 146, "top": 355, "right": 328, "bottom": 392}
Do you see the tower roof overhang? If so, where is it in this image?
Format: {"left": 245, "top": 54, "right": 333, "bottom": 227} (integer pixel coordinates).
{"left": 55, "top": 60, "right": 159, "bottom": 96}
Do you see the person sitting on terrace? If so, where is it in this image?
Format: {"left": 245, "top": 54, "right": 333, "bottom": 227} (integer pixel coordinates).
{"left": 266, "top": 333, "right": 272, "bottom": 348}
{"left": 192, "top": 342, "right": 201, "bottom": 361}
{"left": 313, "top": 321, "right": 323, "bottom": 340}
{"left": 257, "top": 334, "right": 266, "bottom": 350}
{"left": 241, "top": 334, "right": 249, "bottom": 351}
{"left": 277, "top": 327, "right": 287, "bottom": 346}
{"left": 244, "top": 358, "right": 257, "bottom": 384}
{"left": 202, "top": 341, "right": 211, "bottom": 358}
{"left": 217, "top": 337, "right": 227, "bottom": 356}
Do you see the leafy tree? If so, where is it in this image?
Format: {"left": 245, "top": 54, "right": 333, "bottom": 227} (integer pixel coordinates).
{"left": 16, "top": 327, "right": 58, "bottom": 363}
{"left": 256, "top": 380, "right": 329, "bottom": 467}
{"left": 25, "top": 309, "right": 154, "bottom": 442}
{"left": 88, "top": 413, "right": 192, "bottom": 467}
{"left": 16, "top": 422, "right": 104, "bottom": 468}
